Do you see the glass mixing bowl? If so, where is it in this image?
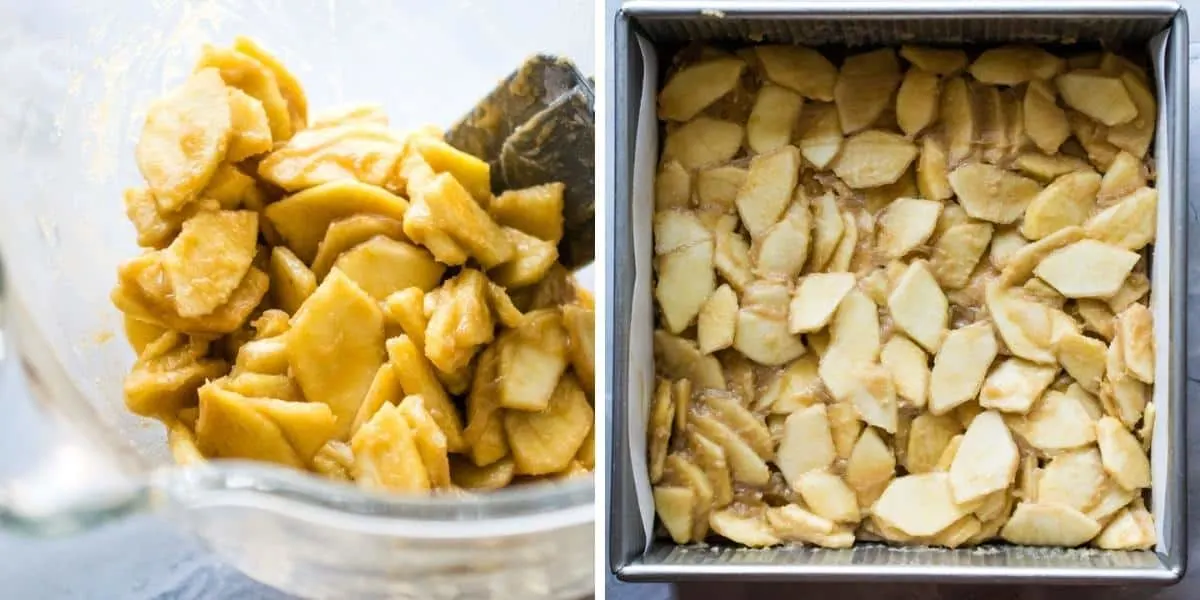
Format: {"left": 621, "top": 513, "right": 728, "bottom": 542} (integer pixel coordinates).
{"left": 0, "top": 1, "right": 595, "bottom": 598}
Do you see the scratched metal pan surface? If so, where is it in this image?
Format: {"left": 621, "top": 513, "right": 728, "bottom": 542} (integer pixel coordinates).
{"left": 606, "top": 0, "right": 1188, "bottom": 584}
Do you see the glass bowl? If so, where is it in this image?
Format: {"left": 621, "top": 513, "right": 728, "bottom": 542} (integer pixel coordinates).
{"left": 0, "top": 1, "right": 595, "bottom": 598}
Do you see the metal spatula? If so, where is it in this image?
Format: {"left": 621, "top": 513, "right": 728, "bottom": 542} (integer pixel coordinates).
{"left": 445, "top": 55, "right": 595, "bottom": 270}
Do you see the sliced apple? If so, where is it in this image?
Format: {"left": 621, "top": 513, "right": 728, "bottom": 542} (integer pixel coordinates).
{"left": 658, "top": 57, "right": 747, "bottom": 122}
{"left": 929, "top": 322, "right": 998, "bottom": 415}
{"left": 1034, "top": 240, "right": 1140, "bottom": 299}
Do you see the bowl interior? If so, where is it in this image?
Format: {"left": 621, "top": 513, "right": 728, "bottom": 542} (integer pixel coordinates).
{"left": 0, "top": 0, "right": 593, "bottom": 469}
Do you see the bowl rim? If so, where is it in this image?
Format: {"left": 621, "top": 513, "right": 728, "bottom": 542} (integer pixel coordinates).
{"left": 1, "top": 280, "right": 594, "bottom": 540}
{"left": 157, "top": 460, "right": 594, "bottom": 539}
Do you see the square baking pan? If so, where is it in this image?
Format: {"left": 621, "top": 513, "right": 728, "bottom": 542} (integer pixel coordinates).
{"left": 606, "top": 0, "right": 1188, "bottom": 584}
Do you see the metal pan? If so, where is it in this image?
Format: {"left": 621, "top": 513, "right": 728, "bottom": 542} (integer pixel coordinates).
{"left": 607, "top": 0, "right": 1188, "bottom": 584}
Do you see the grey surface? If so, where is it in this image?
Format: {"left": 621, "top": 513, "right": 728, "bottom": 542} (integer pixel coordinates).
{"left": 605, "top": 2, "right": 1200, "bottom": 600}
{"left": 0, "top": 517, "right": 290, "bottom": 600}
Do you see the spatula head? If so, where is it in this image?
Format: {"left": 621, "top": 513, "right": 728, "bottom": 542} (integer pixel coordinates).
{"left": 446, "top": 55, "right": 594, "bottom": 270}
